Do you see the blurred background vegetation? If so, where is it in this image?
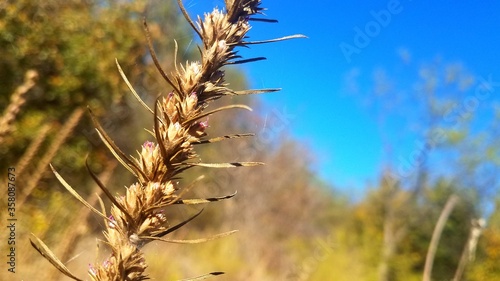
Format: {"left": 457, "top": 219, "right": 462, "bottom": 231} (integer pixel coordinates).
{"left": 1, "top": 0, "right": 500, "bottom": 280}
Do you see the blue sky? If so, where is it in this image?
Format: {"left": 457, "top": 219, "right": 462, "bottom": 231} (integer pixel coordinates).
{"left": 185, "top": 1, "right": 500, "bottom": 194}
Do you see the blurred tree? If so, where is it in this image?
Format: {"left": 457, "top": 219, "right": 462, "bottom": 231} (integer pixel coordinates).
{"left": 0, "top": 0, "right": 196, "bottom": 178}
{"left": 339, "top": 57, "right": 499, "bottom": 280}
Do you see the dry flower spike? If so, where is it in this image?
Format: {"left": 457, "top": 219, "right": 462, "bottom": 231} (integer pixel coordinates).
{"left": 30, "top": 0, "right": 304, "bottom": 280}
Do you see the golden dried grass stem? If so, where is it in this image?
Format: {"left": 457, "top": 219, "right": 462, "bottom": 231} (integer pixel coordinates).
{"left": 0, "top": 69, "right": 38, "bottom": 144}
{"left": 46, "top": 161, "right": 118, "bottom": 281}
{"left": 15, "top": 124, "right": 51, "bottom": 177}
{"left": 18, "top": 107, "right": 85, "bottom": 208}
{"left": 30, "top": 234, "right": 84, "bottom": 281}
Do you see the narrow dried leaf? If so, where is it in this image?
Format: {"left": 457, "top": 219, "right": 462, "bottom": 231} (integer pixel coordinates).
{"left": 154, "top": 98, "right": 169, "bottom": 161}
{"left": 177, "top": 0, "right": 202, "bottom": 41}
{"left": 86, "top": 159, "right": 135, "bottom": 223}
{"left": 116, "top": 59, "right": 154, "bottom": 114}
{"left": 174, "top": 39, "right": 179, "bottom": 73}
{"left": 50, "top": 164, "right": 109, "bottom": 221}
{"left": 188, "top": 162, "right": 264, "bottom": 168}
{"left": 233, "top": 88, "right": 281, "bottom": 95}
{"left": 96, "top": 194, "right": 108, "bottom": 227}
{"left": 169, "top": 175, "right": 205, "bottom": 203}
{"left": 144, "top": 19, "right": 181, "bottom": 94}
{"left": 142, "top": 230, "right": 238, "bottom": 244}
{"left": 178, "top": 272, "right": 224, "bottom": 281}
{"left": 248, "top": 18, "right": 279, "bottom": 23}
{"left": 175, "top": 191, "right": 237, "bottom": 205}
{"left": 227, "top": 57, "right": 267, "bottom": 65}
{"left": 154, "top": 209, "right": 204, "bottom": 237}
{"left": 96, "top": 130, "right": 136, "bottom": 175}
{"left": 242, "top": 34, "right": 307, "bottom": 45}
{"left": 193, "top": 133, "right": 254, "bottom": 144}
{"left": 183, "top": 104, "right": 252, "bottom": 125}
{"left": 30, "top": 234, "right": 84, "bottom": 281}
{"left": 89, "top": 108, "right": 147, "bottom": 179}
{"left": 175, "top": 191, "right": 238, "bottom": 205}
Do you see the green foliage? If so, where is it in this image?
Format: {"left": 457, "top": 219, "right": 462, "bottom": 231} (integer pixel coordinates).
{"left": 1, "top": 0, "right": 142, "bottom": 109}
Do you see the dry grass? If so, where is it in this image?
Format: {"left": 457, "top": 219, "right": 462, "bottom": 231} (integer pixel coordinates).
{"left": 30, "top": 1, "right": 302, "bottom": 280}
{"left": 0, "top": 69, "right": 37, "bottom": 144}
{"left": 18, "top": 107, "right": 85, "bottom": 208}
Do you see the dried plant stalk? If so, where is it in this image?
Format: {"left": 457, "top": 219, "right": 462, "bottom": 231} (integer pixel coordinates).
{"left": 18, "top": 107, "right": 85, "bottom": 208}
{"left": 0, "top": 69, "right": 38, "bottom": 144}
{"left": 31, "top": 1, "right": 303, "bottom": 280}
{"left": 15, "top": 124, "right": 51, "bottom": 177}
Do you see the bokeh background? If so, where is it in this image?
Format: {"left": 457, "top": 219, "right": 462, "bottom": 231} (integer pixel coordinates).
{"left": 1, "top": 0, "right": 500, "bottom": 280}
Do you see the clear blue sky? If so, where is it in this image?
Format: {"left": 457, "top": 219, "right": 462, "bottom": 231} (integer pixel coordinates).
{"left": 185, "top": 0, "right": 500, "bottom": 194}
